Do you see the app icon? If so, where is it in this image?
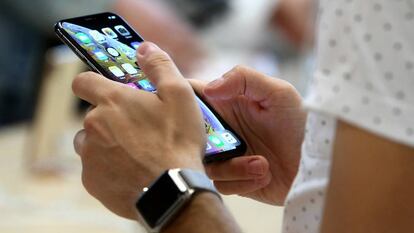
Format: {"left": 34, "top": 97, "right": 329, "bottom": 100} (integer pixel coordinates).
{"left": 206, "top": 143, "right": 212, "bottom": 150}
{"left": 126, "top": 82, "right": 139, "bottom": 89}
{"left": 89, "top": 30, "right": 106, "bottom": 43}
{"left": 131, "top": 41, "right": 141, "bottom": 49}
{"left": 221, "top": 132, "right": 238, "bottom": 144}
{"left": 126, "top": 51, "right": 136, "bottom": 59}
{"left": 94, "top": 51, "right": 108, "bottom": 61}
{"left": 121, "top": 63, "right": 138, "bottom": 75}
{"left": 101, "top": 27, "right": 118, "bottom": 39}
{"left": 114, "top": 25, "right": 130, "bottom": 36}
{"left": 137, "top": 79, "right": 156, "bottom": 92}
{"left": 109, "top": 66, "right": 125, "bottom": 77}
{"left": 106, "top": 47, "right": 120, "bottom": 57}
{"left": 75, "top": 32, "right": 91, "bottom": 44}
{"left": 119, "top": 44, "right": 136, "bottom": 59}
{"left": 209, "top": 135, "right": 224, "bottom": 147}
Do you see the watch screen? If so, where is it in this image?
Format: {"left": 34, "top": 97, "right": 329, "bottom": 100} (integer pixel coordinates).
{"left": 136, "top": 171, "right": 183, "bottom": 228}
{"left": 57, "top": 12, "right": 245, "bottom": 160}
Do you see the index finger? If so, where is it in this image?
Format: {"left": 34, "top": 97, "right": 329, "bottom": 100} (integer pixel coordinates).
{"left": 188, "top": 79, "right": 208, "bottom": 99}
{"left": 205, "top": 155, "right": 269, "bottom": 181}
{"left": 72, "top": 72, "right": 119, "bottom": 105}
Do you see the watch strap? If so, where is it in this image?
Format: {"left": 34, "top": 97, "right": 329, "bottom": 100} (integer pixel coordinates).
{"left": 179, "top": 169, "right": 221, "bottom": 200}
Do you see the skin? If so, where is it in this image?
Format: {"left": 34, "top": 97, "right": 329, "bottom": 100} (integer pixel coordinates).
{"left": 320, "top": 121, "right": 414, "bottom": 233}
{"left": 73, "top": 42, "right": 207, "bottom": 219}
{"left": 269, "top": 0, "right": 316, "bottom": 48}
{"left": 73, "top": 41, "right": 305, "bottom": 231}
{"left": 190, "top": 67, "right": 306, "bottom": 205}
{"left": 113, "top": 0, "right": 205, "bottom": 75}
{"left": 73, "top": 43, "right": 414, "bottom": 232}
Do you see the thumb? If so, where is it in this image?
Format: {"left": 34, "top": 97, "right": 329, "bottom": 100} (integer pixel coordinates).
{"left": 136, "top": 42, "right": 186, "bottom": 98}
{"left": 203, "top": 66, "right": 273, "bottom": 102}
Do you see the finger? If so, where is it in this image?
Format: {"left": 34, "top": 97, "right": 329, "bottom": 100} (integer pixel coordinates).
{"left": 213, "top": 172, "right": 272, "bottom": 195}
{"left": 188, "top": 79, "right": 208, "bottom": 99}
{"left": 86, "top": 105, "right": 95, "bottom": 113}
{"left": 136, "top": 42, "right": 189, "bottom": 100}
{"left": 83, "top": 108, "right": 117, "bottom": 148}
{"left": 72, "top": 72, "right": 122, "bottom": 105}
{"left": 74, "top": 129, "right": 86, "bottom": 156}
{"left": 205, "top": 155, "right": 269, "bottom": 181}
{"left": 203, "top": 65, "right": 277, "bottom": 102}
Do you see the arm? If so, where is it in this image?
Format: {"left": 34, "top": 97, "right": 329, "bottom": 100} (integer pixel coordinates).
{"left": 163, "top": 193, "right": 242, "bottom": 233}
{"left": 321, "top": 121, "right": 414, "bottom": 233}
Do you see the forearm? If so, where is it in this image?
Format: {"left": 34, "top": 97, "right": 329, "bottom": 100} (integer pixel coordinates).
{"left": 320, "top": 121, "right": 414, "bottom": 233}
{"left": 163, "top": 193, "right": 242, "bottom": 233}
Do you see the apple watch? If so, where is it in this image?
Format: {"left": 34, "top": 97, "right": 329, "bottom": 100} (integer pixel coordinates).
{"left": 136, "top": 168, "right": 221, "bottom": 233}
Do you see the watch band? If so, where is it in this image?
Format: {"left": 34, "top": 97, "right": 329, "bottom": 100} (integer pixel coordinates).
{"left": 179, "top": 169, "right": 221, "bottom": 200}
{"left": 136, "top": 168, "right": 221, "bottom": 233}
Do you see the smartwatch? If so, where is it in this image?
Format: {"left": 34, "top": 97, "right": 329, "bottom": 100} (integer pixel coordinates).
{"left": 136, "top": 168, "right": 221, "bottom": 233}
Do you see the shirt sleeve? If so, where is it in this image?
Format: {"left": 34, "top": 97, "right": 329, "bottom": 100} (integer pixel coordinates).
{"left": 304, "top": 0, "right": 414, "bottom": 147}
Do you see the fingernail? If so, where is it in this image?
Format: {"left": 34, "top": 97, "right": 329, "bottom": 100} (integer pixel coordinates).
{"left": 138, "top": 42, "right": 159, "bottom": 56}
{"left": 206, "top": 77, "right": 225, "bottom": 89}
{"left": 248, "top": 159, "right": 264, "bottom": 176}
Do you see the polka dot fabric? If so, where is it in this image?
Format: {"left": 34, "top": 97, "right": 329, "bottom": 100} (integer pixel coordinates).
{"left": 306, "top": 0, "right": 414, "bottom": 147}
{"left": 282, "top": 112, "right": 336, "bottom": 233}
{"left": 282, "top": 0, "right": 414, "bottom": 232}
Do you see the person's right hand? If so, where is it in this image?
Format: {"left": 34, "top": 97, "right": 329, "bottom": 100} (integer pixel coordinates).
{"left": 190, "top": 66, "right": 306, "bottom": 205}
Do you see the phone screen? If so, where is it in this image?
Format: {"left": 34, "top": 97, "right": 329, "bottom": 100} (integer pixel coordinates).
{"left": 56, "top": 12, "right": 245, "bottom": 161}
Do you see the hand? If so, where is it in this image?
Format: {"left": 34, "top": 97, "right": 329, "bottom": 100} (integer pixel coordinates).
{"left": 270, "top": 0, "right": 315, "bottom": 48}
{"left": 73, "top": 42, "right": 205, "bottom": 220}
{"left": 190, "top": 66, "right": 306, "bottom": 205}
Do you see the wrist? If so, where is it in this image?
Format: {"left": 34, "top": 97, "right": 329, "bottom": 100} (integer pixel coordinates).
{"left": 161, "top": 192, "right": 222, "bottom": 233}
{"left": 136, "top": 168, "right": 221, "bottom": 232}
{"left": 165, "top": 148, "right": 205, "bottom": 172}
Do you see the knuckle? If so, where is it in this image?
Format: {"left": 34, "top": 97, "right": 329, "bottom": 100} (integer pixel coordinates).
{"left": 231, "top": 65, "right": 249, "bottom": 75}
{"left": 281, "top": 81, "right": 296, "bottom": 92}
{"left": 255, "top": 173, "right": 271, "bottom": 187}
{"left": 103, "top": 87, "right": 123, "bottom": 104}
{"left": 164, "top": 81, "right": 193, "bottom": 98}
{"left": 145, "top": 52, "right": 173, "bottom": 71}
{"left": 106, "top": 88, "right": 120, "bottom": 101}
{"left": 83, "top": 112, "right": 100, "bottom": 133}
{"left": 171, "top": 81, "right": 192, "bottom": 93}
{"left": 276, "top": 80, "right": 301, "bottom": 101}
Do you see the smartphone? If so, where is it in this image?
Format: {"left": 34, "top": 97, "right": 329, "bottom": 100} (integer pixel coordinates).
{"left": 55, "top": 12, "right": 246, "bottom": 163}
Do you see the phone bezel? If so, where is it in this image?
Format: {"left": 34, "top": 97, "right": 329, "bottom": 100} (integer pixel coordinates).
{"left": 54, "top": 12, "right": 247, "bottom": 163}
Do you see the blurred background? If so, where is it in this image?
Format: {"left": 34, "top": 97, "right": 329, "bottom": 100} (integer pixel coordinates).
{"left": 0, "top": 0, "right": 316, "bottom": 232}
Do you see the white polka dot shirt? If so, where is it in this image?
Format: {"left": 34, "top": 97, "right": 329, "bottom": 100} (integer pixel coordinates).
{"left": 282, "top": 1, "right": 414, "bottom": 232}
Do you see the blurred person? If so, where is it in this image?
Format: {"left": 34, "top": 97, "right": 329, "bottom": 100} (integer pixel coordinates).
{"left": 270, "top": 0, "right": 316, "bottom": 49}
{"left": 73, "top": 1, "right": 414, "bottom": 233}
{"left": 0, "top": 0, "right": 204, "bottom": 126}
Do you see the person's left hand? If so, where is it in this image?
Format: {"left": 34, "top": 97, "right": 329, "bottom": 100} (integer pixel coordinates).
{"left": 73, "top": 42, "right": 205, "bottom": 220}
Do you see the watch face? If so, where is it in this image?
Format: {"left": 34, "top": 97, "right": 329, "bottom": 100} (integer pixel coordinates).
{"left": 136, "top": 171, "right": 185, "bottom": 228}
